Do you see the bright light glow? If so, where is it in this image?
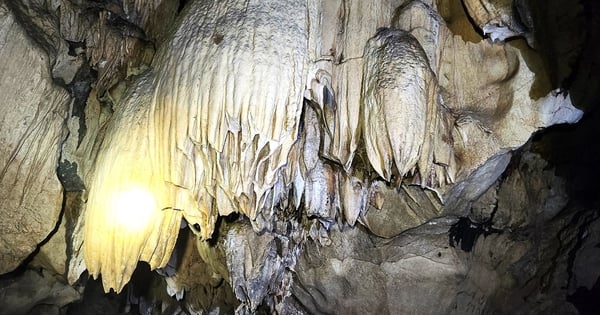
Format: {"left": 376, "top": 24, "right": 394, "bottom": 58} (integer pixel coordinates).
{"left": 109, "top": 188, "right": 157, "bottom": 231}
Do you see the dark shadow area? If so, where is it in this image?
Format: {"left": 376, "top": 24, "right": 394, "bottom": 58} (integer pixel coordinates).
{"left": 532, "top": 106, "right": 600, "bottom": 208}
{"left": 531, "top": 0, "right": 600, "bottom": 208}
{"left": 67, "top": 271, "right": 127, "bottom": 315}
{"left": 177, "top": 0, "right": 189, "bottom": 13}
{"left": 528, "top": 1, "right": 600, "bottom": 313}
{"left": 62, "top": 218, "right": 239, "bottom": 315}
{"left": 66, "top": 262, "right": 187, "bottom": 315}
{"left": 568, "top": 276, "right": 600, "bottom": 315}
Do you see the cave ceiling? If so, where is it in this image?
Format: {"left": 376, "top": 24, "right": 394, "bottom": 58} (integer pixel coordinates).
{"left": 0, "top": 0, "right": 599, "bottom": 314}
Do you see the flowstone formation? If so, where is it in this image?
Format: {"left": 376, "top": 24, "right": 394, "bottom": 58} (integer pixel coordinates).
{"left": 0, "top": 0, "right": 598, "bottom": 314}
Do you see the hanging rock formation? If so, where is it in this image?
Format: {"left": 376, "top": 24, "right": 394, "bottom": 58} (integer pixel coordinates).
{"left": 0, "top": 0, "right": 598, "bottom": 314}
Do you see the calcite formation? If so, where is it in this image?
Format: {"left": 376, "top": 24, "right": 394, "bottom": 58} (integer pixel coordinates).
{"left": 361, "top": 28, "right": 455, "bottom": 187}
{"left": 0, "top": 0, "right": 595, "bottom": 313}
{"left": 82, "top": 0, "right": 581, "bottom": 293}
{"left": 83, "top": 0, "right": 309, "bottom": 292}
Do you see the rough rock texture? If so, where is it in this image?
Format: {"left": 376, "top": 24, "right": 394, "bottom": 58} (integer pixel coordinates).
{"left": 293, "top": 219, "right": 464, "bottom": 315}
{"left": 83, "top": 72, "right": 186, "bottom": 292}
{"left": 361, "top": 28, "right": 454, "bottom": 186}
{"left": 290, "top": 153, "right": 584, "bottom": 315}
{"left": 462, "top": 0, "right": 532, "bottom": 43}
{"left": 225, "top": 221, "right": 301, "bottom": 314}
{"left": 0, "top": 269, "right": 80, "bottom": 315}
{"left": 164, "top": 225, "right": 238, "bottom": 313}
{"left": 395, "top": 0, "right": 582, "bottom": 201}
{"left": 361, "top": 182, "right": 443, "bottom": 238}
{"left": 0, "top": 0, "right": 598, "bottom": 314}
{"left": 462, "top": 0, "right": 584, "bottom": 87}
{"left": 82, "top": 0, "right": 310, "bottom": 292}
{"left": 0, "top": 3, "right": 69, "bottom": 274}
{"left": 77, "top": 0, "right": 582, "bottom": 293}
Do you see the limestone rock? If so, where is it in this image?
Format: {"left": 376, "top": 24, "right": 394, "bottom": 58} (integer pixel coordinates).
{"left": 82, "top": 0, "right": 583, "bottom": 293}
{"left": 163, "top": 227, "right": 237, "bottom": 313}
{"left": 293, "top": 219, "right": 465, "bottom": 314}
{"left": 83, "top": 0, "right": 310, "bottom": 292}
{"left": 0, "top": 0, "right": 596, "bottom": 311}
{"left": 569, "top": 216, "right": 600, "bottom": 293}
{"left": 30, "top": 215, "right": 67, "bottom": 277}
{"left": 0, "top": 269, "right": 80, "bottom": 315}
{"left": 361, "top": 28, "right": 454, "bottom": 186}
{"left": 224, "top": 221, "right": 300, "bottom": 314}
{"left": 495, "top": 151, "right": 569, "bottom": 227}
{"left": 462, "top": 0, "right": 531, "bottom": 42}
{"left": 56, "top": 0, "right": 173, "bottom": 94}
{"left": 84, "top": 74, "right": 185, "bottom": 293}
{"left": 395, "top": 0, "right": 582, "bottom": 212}
{"left": 291, "top": 151, "right": 585, "bottom": 314}
{"left": 361, "top": 183, "right": 443, "bottom": 238}
{"left": 0, "top": 4, "right": 69, "bottom": 274}
{"left": 304, "top": 0, "right": 408, "bottom": 169}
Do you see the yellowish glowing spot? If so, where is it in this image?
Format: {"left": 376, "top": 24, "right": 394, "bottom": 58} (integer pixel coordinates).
{"left": 109, "top": 188, "right": 157, "bottom": 231}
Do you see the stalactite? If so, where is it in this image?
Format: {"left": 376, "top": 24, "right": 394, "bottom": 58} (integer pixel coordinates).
{"left": 1, "top": 0, "right": 588, "bottom": 302}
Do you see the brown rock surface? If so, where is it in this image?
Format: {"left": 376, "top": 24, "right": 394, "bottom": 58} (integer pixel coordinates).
{"left": 0, "top": 3, "right": 69, "bottom": 274}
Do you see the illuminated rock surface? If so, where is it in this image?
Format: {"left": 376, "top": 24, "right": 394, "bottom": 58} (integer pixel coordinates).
{"left": 0, "top": 0, "right": 598, "bottom": 314}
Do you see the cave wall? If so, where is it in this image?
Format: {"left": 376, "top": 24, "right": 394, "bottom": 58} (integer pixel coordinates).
{"left": 0, "top": 4, "right": 69, "bottom": 274}
{"left": 0, "top": 0, "right": 598, "bottom": 314}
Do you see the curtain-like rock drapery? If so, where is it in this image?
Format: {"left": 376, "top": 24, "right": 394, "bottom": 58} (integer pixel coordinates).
{"left": 0, "top": 0, "right": 591, "bottom": 308}
{"left": 84, "top": 0, "right": 309, "bottom": 292}
{"left": 82, "top": 0, "right": 582, "bottom": 293}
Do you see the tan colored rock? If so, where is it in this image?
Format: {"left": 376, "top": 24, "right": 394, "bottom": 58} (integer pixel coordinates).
{"left": 0, "top": 269, "right": 80, "bottom": 315}
{"left": 294, "top": 219, "right": 466, "bottom": 314}
{"left": 394, "top": 1, "right": 581, "bottom": 209}
{"left": 305, "top": 0, "right": 408, "bottom": 169}
{"left": 30, "top": 216, "right": 67, "bottom": 277}
{"left": 83, "top": 0, "right": 310, "bottom": 292}
{"left": 436, "top": 0, "right": 484, "bottom": 43}
{"left": 361, "top": 183, "right": 443, "bottom": 238}
{"left": 461, "top": 0, "right": 530, "bottom": 42}
{"left": 79, "top": 0, "right": 581, "bottom": 294}
{"left": 84, "top": 74, "right": 185, "bottom": 292}
{"left": 164, "top": 228, "right": 236, "bottom": 313}
{"left": 0, "top": 4, "right": 69, "bottom": 274}
{"left": 58, "top": 0, "right": 176, "bottom": 93}
{"left": 361, "top": 28, "right": 455, "bottom": 186}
